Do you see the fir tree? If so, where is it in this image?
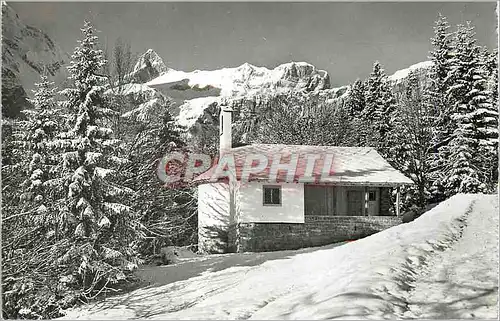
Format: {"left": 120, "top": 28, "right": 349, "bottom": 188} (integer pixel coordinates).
{"left": 484, "top": 47, "right": 498, "bottom": 104}
{"left": 125, "top": 108, "right": 196, "bottom": 258}
{"left": 427, "top": 13, "right": 454, "bottom": 131}
{"left": 158, "top": 112, "right": 186, "bottom": 149}
{"left": 17, "top": 74, "right": 66, "bottom": 230}
{"left": 56, "top": 21, "right": 140, "bottom": 297}
{"left": 426, "top": 14, "right": 456, "bottom": 202}
{"left": 345, "top": 79, "right": 368, "bottom": 146}
{"left": 3, "top": 77, "right": 69, "bottom": 319}
{"left": 363, "top": 61, "right": 396, "bottom": 154}
{"left": 430, "top": 14, "right": 454, "bottom": 92}
{"left": 346, "top": 79, "right": 366, "bottom": 117}
{"left": 444, "top": 22, "right": 498, "bottom": 194}
{"left": 445, "top": 129, "right": 486, "bottom": 194}
{"left": 479, "top": 47, "right": 499, "bottom": 186}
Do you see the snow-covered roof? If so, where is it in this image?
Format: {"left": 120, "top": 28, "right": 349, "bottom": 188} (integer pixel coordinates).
{"left": 194, "top": 144, "right": 414, "bottom": 186}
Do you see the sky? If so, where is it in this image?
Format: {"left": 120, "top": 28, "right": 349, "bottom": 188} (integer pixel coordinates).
{"left": 9, "top": 2, "right": 498, "bottom": 87}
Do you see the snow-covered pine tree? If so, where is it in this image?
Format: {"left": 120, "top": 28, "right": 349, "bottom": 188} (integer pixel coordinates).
{"left": 485, "top": 47, "right": 498, "bottom": 105}
{"left": 56, "top": 21, "right": 140, "bottom": 297}
{"left": 445, "top": 129, "right": 486, "bottom": 194}
{"left": 481, "top": 46, "right": 499, "bottom": 186}
{"left": 444, "top": 22, "right": 498, "bottom": 195}
{"left": 363, "top": 61, "right": 396, "bottom": 154}
{"left": 489, "top": 48, "right": 498, "bottom": 102}
{"left": 2, "top": 73, "right": 77, "bottom": 319}
{"left": 344, "top": 79, "right": 368, "bottom": 146}
{"left": 346, "top": 79, "right": 365, "bottom": 117}
{"left": 16, "top": 74, "right": 67, "bottom": 232}
{"left": 1, "top": 118, "right": 23, "bottom": 211}
{"left": 426, "top": 13, "right": 456, "bottom": 202}
{"left": 158, "top": 111, "right": 186, "bottom": 149}
{"left": 429, "top": 14, "right": 454, "bottom": 94}
{"left": 481, "top": 46, "right": 498, "bottom": 109}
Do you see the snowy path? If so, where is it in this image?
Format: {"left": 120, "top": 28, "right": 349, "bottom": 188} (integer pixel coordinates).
{"left": 404, "top": 195, "right": 499, "bottom": 319}
{"left": 61, "top": 194, "right": 498, "bottom": 320}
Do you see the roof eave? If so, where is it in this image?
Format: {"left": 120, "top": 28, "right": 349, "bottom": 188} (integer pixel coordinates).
{"left": 193, "top": 179, "right": 415, "bottom": 187}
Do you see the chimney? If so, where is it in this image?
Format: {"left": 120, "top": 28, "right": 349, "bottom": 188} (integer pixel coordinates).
{"left": 219, "top": 104, "right": 233, "bottom": 152}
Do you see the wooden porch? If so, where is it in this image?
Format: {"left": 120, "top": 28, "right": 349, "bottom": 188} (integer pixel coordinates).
{"left": 304, "top": 184, "right": 402, "bottom": 217}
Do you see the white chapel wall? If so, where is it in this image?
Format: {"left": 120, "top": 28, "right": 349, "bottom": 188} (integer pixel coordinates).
{"left": 237, "top": 182, "right": 305, "bottom": 223}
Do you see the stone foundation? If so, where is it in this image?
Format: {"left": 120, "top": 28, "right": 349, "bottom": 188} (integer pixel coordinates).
{"left": 230, "top": 215, "right": 402, "bottom": 252}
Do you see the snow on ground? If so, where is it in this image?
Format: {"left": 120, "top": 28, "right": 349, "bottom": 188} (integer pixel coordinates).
{"left": 404, "top": 194, "right": 499, "bottom": 319}
{"left": 61, "top": 194, "right": 498, "bottom": 320}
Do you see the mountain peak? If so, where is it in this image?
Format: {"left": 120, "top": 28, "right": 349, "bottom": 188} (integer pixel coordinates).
{"left": 238, "top": 62, "right": 255, "bottom": 69}
{"left": 129, "top": 49, "right": 168, "bottom": 84}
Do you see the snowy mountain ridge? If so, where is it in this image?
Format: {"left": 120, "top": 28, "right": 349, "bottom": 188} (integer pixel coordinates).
{"left": 140, "top": 55, "right": 433, "bottom": 128}
{"left": 107, "top": 46, "right": 434, "bottom": 130}
{"left": 147, "top": 60, "right": 330, "bottom": 97}
{"left": 141, "top": 59, "right": 332, "bottom": 127}
{"left": 388, "top": 60, "right": 433, "bottom": 83}
{"left": 100, "top": 52, "right": 333, "bottom": 127}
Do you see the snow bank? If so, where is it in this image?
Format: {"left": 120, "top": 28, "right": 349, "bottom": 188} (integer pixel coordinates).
{"left": 405, "top": 195, "right": 498, "bottom": 319}
{"left": 248, "top": 194, "right": 477, "bottom": 320}
{"left": 62, "top": 194, "right": 486, "bottom": 320}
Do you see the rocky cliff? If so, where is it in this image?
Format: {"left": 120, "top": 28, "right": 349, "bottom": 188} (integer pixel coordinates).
{"left": 1, "top": 3, "right": 69, "bottom": 118}
{"left": 128, "top": 48, "right": 169, "bottom": 84}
